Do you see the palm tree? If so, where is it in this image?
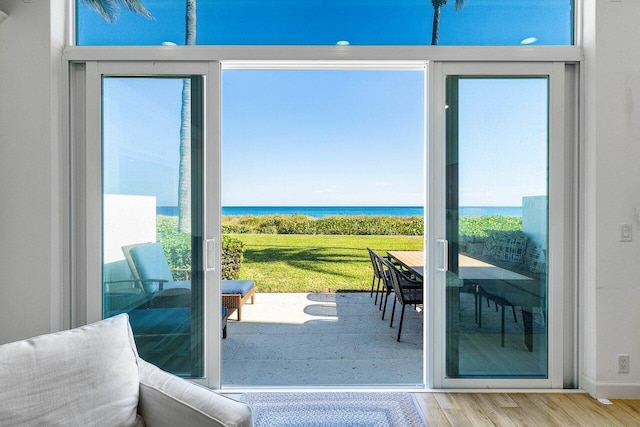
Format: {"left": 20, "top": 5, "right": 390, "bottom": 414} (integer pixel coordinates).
{"left": 431, "top": 0, "right": 466, "bottom": 45}
{"left": 83, "top": 0, "right": 195, "bottom": 233}
{"left": 178, "top": 0, "right": 196, "bottom": 233}
{"left": 80, "top": 0, "right": 152, "bottom": 23}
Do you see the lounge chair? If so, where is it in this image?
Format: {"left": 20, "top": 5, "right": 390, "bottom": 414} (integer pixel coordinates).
{"left": 123, "top": 242, "right": 255, "bottom": 321}
{"left": 221, "top": 279, "right": 255, "bottom": 321}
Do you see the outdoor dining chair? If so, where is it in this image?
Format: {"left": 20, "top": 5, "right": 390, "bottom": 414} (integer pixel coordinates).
{"left": 367, "top": 248, "right": 388, "bottom": 306}
{"left": 372, "top": 252, "right": 397, "bottom": 319}
{"left": 381, "top": 258, "right": 423, "bottom": 342}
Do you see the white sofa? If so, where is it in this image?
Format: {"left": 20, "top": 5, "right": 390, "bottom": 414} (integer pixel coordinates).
{"left": 0, "top": 314, "right": 253, "bottom": 427}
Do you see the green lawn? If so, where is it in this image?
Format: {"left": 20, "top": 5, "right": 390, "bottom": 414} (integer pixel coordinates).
{"left": 230, "top": 234, "right": 424, "bottom": 293}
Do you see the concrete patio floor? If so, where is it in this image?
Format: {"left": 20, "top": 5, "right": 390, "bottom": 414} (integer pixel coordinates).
{"left": 221, "top": 292, "right": 423, "bottom": 387}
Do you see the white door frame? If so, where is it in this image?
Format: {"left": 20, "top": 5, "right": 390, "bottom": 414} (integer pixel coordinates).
{"left": 73, "top": 60, "right": 223, "bottom": 388}
{"left": 428, "top": 61, "right": 574, "bottom": 389}
{"left": 70, "top": 57, "right": 576, "bottom": 391}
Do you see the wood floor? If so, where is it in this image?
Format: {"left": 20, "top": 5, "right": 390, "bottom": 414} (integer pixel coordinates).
{"left": 412, "top": 393, "right": 640, "bottom": 426}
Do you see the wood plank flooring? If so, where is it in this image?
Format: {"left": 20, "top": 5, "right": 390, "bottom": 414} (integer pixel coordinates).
{"left": 412, "top": 393, "right": 640, "bottom": 426}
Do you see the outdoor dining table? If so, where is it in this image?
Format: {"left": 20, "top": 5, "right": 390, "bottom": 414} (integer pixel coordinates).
{"left": 386, "top": 250, "right": 542, "bottom": 353}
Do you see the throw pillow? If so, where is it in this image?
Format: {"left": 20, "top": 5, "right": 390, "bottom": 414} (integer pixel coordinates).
{"left": 0, "top": 314, "right": 141, "bottom": 427}
{"left": 482, "top": 231, "right": 529, "bottom": 264}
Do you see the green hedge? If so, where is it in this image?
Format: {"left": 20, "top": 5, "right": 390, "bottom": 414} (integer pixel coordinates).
{"left": 458, "top": 215, "right": 522, "bottom": 240}
{"left": 221, "top": 235, "right": 244, "bottom": 280}
{"left": 222, "top": 214, "right": 521, "bottom": 238}
{"left": 458, "top": 215, "right": 523, "bottom": 255}
{"left": 157, "top": 214, "right": 520, "bottom": 277}
{"left": 157, "top": 221, "right": 191, "bottom": 280}
{"left": 222, "top": 215, "right": 423, "bottom": 236}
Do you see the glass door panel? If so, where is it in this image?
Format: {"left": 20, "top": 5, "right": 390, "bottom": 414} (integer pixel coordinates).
{"left": 101, "top": 76, "right": 204, "bottom": 377}
{"left": 445, "top": 77, "right": 549, "bottom": 378}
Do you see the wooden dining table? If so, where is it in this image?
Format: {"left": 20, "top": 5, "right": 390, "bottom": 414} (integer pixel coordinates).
{"left": 386, "top": 250, "right": 542, "bottom": 353}
{"left": 387, "top": 250, "right": 535, "bottom": 282}
{"left": 386, "top": 250, "right": 425, "bottom": 278}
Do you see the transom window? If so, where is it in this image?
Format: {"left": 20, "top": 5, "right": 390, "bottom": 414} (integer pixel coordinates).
{"left": 76, "top": 0, "right": 574, "bottom": 46}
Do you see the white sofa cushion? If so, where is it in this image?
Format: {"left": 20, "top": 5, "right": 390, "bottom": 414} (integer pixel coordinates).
{"left": 137, "top": 358, "right": 253, "bottom": 427}
{"left": 0, "top": 314, "right": 142, "bottom": 427}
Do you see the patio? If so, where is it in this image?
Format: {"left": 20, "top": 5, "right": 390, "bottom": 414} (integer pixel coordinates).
{"left": 221, "top": 292, "right": 423, "bottom": 387}
{"left": 221, "top": 290, "right": 546, "bottom": 387}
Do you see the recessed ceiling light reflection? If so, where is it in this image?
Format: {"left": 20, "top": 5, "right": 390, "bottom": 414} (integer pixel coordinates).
{"left": 520, "top": 37, "right": 538, "bottom": 45}
{"left": 336, "top": 40, "right": 350, "bottom": 46}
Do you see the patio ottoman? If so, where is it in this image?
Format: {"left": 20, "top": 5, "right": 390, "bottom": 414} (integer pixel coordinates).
{"left": 222, "top": 279, "right": 255, "bottom": 321}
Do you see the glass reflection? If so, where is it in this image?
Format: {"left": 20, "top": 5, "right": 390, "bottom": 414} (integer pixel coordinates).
{"left": 445, "top": 77, "right": 548, "bottom": 378}
{"left": 77, "top": 0, "right": 573, "bottom": 46}
{"left": 101, "top": 77, "right": 204, "bottom": 377}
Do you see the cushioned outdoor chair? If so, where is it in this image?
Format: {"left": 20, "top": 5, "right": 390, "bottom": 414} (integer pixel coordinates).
{"left": 124, "top": 242, "right": 255, "bottom": 321}
{"left": 0, "top": 314, "right": 253, "bottom": 427}
{"left": 103, "top": 259, "right": 151, "bottom": 312}
{"left": 220, "top": 279, "right": 255, "bottom": 321}
{"left": 124, "top": 242, "right": 190, "bottom": 294}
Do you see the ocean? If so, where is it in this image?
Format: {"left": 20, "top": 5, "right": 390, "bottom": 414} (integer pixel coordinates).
{"left": 157, "top": 206, "right": 522, "bottom": 218}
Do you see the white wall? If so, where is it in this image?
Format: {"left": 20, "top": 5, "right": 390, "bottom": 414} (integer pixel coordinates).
{"left": 582, "top": 0, "right": 640, "bottom": 398}
{"left": 103, "top": 194, "right": 157, "bottom": 263}
{"left": 0, "top": 1, "right": 66, "bottom": 344}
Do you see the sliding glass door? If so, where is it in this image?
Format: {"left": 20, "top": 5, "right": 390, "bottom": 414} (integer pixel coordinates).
{"left": 446, "top": 76, "right": 549, "bottom": 377}
{"left": 74, "top": 59, "right": 574, "bottom": 390}
{"left": 431, "top": 62, "right": 572, "bottom": 388}
{"left": 72, "top": 61, "right": 221, "bottom": 383}
{"left": 101, "top": 75, "right": 205, "bottom": 376}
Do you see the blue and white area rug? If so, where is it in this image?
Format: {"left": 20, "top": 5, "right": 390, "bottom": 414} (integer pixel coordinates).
{"left": 240, "top": 392, "right": 425, "bottom": 427}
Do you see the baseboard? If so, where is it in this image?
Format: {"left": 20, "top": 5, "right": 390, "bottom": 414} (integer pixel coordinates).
{"left": 580, "top": 374, "right": 597, "bottom": 397}
{"left": 581, "top": 374, "right": 640, "bottom": 399}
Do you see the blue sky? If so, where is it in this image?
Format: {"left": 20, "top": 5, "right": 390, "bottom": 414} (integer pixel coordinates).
{"left": 221, "top": 70, "right": 424, "bottom": 206}
{"left": 102, "top": 72, "right": 548, "bottom": 208}
{"left": 103, "top": 71, "right": 426, "bottom": 207}
{"left": 77, "top": 0, "right": 573, "bottom": 46}
{"left": 103, "top": 78, "right": 183, "bottom": 206}
{"left": 458, "top": 78, "right": 548, "bottom": 206}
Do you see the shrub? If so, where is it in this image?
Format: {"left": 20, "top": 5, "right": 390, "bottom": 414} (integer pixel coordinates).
{"left": 158, "top": 221, "right": 191, "bottom": 281}
{"left": 221, "top": 235, "right": 244, "bottom": 280}
{"left": 459, "top": 215, "right": 522, "bottom": 239}
{"left": 222, "top": 215, "right": 423, "bottom": 236}
{"left": 458, "top": 215, "right": 523, "bottom": 254}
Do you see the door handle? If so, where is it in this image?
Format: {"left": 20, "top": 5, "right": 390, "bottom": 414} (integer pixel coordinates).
{"left": 204, "top": 238, "right": 216, "bottom": 272}
{"left": 436, "top": 239, "right": 448, "bottom": 272}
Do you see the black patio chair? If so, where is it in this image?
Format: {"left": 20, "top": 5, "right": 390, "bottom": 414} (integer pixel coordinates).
{"left": 367, "top": 248, "right": 386, "bottom": 305}
{"left": 365, "top": 249, "right": 397, "bottom": 315}
{"left": 374, "top": 252, "right": 398, "bottom": 319}
{"left": 381, "top": 258, "right": 423, "bottom": 342}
